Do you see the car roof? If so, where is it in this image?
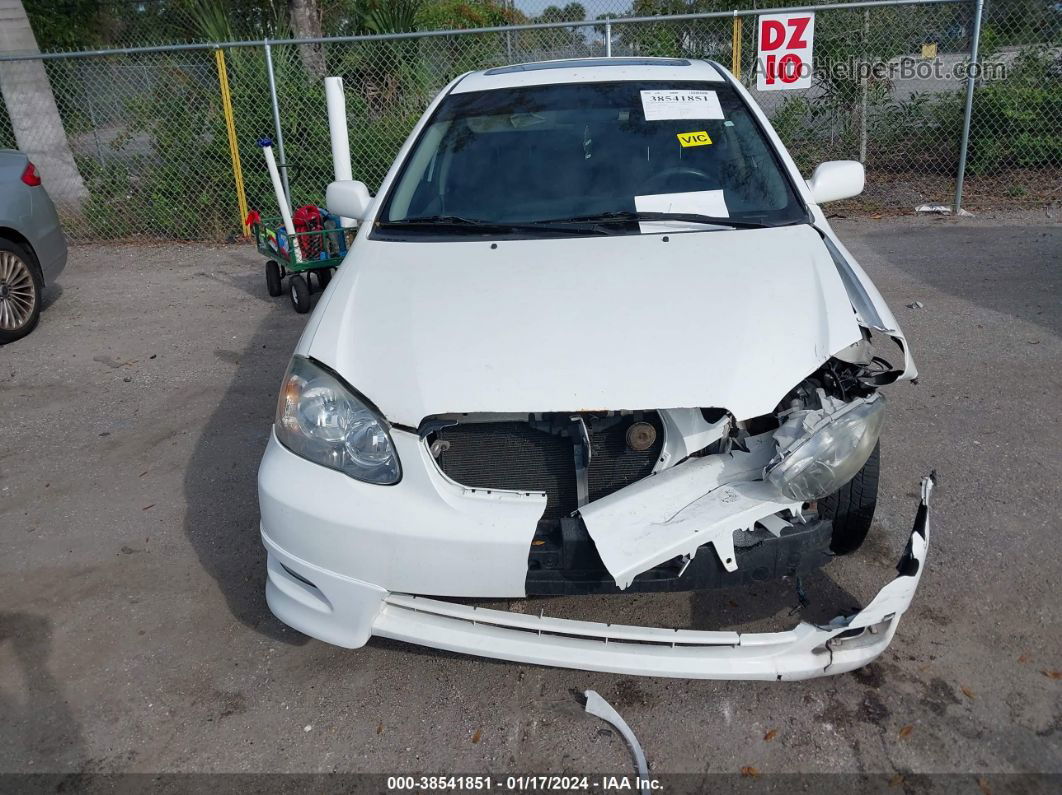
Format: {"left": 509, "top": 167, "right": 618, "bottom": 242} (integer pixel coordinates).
{"left": 452, "top": 57, "right": 725, "bottom": 94}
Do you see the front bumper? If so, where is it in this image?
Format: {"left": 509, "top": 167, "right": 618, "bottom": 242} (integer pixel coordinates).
{"left": 262, "top": 462, "right": 933, "bottom": 680}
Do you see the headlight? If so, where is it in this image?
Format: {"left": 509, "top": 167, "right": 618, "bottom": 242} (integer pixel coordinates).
{"left": 275, "top": 356, "right": 401, "bottom": 485}
{"left": 765, "top": 393, "right": 885, "bottom": 502}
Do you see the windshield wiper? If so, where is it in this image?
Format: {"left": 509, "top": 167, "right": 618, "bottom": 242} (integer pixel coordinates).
{"left": 379, "top": 215, "right": 495, "bottom": 228}
{"left": 538, "top": 211, "right": 774, "bottom": 229}
{"left": 377, "top": 215, "right": 607, "bottom": 235}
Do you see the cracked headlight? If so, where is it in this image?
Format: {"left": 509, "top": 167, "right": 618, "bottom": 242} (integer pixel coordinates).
{"left": 275, "top": 356, "right": 401, "bottom": 485}
{"left": 765, "top": 393, "right": 885, "bottom": 501}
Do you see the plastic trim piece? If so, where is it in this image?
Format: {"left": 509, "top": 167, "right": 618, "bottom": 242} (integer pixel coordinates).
{"left": 580, "top": 431, "right": 793, "bottom": 588}
{"left": 584, "top": 691, "right": 649, "bottom": 794}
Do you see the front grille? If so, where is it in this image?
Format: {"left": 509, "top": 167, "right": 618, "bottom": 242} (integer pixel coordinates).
{"left": 434, "top": 413, "right": 663, "bottom": 520}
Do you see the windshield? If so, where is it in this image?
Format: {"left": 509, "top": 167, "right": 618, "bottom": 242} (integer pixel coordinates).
{"left": 375, "top": 80, "right": 807, "bottom": 239}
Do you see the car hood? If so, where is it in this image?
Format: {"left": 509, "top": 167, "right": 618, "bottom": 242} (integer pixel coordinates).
{"left": 304, "top": 224, "right": 863, "bottom": 427}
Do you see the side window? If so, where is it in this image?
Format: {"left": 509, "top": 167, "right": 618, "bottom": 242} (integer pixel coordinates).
{"left": 388, "top": 120, "right": 452, "bottom": 220}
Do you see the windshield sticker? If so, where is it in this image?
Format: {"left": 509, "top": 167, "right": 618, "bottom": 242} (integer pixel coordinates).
{"left": 634, "top": 190, "right": 729, "bottom": 234}
{"left": 677, "top": 130, "right": 713, "bottom": 147}
{"left": 640, "top": 90, "right": 724, "bottom": 121}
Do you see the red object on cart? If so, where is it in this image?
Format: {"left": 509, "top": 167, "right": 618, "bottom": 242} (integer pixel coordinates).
{"left": 293, "top": 205, "right": 324, "bottom": 259}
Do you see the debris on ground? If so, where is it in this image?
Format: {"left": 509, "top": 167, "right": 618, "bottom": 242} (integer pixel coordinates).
{"left": 584, "top": 690, "right": 649, "bottom": 794}
{"left": 916, "top": 204, "right": 975, "bottom": 217}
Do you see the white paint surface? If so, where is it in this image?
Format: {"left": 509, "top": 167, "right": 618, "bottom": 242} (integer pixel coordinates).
{"left": 307, "top": 225, "right": 862, "bottom": 428}
{"left": 259, "top": 432, "right": 545, "bottom": 598}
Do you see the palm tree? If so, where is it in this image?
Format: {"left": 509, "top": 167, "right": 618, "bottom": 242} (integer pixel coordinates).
{"left": 289, "top": 0, "right": 326, "bottom": 78}
{"left": 0, "top": 0, "right": 87, "bottom": 209}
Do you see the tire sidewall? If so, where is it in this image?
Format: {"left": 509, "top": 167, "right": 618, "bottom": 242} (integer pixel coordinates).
{"left": 289, "top": 275, "right": 310, "bottom": 314}
{"left": 266, "top": 260, "right": 283, "bottom": 297}
{"left": 0, "top": 238, "right": 43, "bottom": 345}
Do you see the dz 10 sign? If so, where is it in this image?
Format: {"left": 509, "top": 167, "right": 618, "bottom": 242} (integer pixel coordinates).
{"left": 756, "top": 12, "right": 816, "bottom": 91}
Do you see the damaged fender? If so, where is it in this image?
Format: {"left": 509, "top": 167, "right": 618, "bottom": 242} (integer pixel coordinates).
{"left": 819, "top": 229, "right": 918, "bottom": 382}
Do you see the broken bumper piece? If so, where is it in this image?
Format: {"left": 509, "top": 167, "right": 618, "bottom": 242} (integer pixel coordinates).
{"left": 266, "top": 476, "right": 932, "bottom": 680}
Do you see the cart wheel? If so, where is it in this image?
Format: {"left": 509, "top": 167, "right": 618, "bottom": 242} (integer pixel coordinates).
{"left": 289, "top": 274, "right": 311, "bottom": 314}
{"left": 316, "top": 269, "right": 332, "bottom": 290}
{"left": 265, "top": 260, "right": 283, "bottom": 297}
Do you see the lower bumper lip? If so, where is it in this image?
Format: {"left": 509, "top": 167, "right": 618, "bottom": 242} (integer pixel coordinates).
{"left": 262, "top": 475, "right": 934, "bottom": 680}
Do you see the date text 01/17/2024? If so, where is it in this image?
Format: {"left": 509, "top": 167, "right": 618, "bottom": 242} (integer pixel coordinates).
{"left": 386, "top": 775, "right": 663, "bottom": 791}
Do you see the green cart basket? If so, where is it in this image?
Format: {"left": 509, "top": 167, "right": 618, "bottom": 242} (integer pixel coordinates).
{"left": 251, "top": 213, "right": 351, "bottom": 313}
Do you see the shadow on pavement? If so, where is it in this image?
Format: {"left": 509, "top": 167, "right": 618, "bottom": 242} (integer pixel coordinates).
{"left": 689, "top": 566, "right": 861, "bottom": 631}
{"left": 40, "top": 282, "right": 63, "bottom": 312}
{"left": 0, "top": 612, "right": 84, "bottom": 770}
{"left": 180, "top": 262, "right": 325, "bottom": 646}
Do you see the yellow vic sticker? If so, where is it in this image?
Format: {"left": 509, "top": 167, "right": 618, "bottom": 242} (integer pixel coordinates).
{"left": 677, "top": 130, "right": 712, "bottom": 147}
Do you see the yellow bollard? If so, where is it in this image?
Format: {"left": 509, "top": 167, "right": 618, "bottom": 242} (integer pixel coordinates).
{"left": 731, "top": 15, "right": 743, "bottom": 80}
{"left": 215, "top": 48, "right": 250, "bottom": 237}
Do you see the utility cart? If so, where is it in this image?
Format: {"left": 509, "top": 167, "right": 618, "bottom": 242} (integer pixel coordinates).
{"left": 250, "top": 209, "right": 351, "bottom": 313}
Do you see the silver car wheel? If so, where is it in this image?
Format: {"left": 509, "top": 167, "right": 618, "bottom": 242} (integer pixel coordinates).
{"left": 0, "top": 251, "right": 37, "bottom": 331}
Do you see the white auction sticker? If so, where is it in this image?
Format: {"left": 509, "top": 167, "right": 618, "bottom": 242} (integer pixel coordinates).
{"left": 640, "top": 90, "right": 724, "bottom": 121}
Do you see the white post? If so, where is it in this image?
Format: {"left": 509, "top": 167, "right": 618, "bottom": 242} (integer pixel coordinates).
{"left": 324, "top": 76, "right": 356, "bottom": 228}
{"left": 260, "top": 140, "right": 301, "bottom": 262}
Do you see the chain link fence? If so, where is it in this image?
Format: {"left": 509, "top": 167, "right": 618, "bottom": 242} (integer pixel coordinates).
{"left": 0, "top": 0, "right": 1059, "bottom": 243}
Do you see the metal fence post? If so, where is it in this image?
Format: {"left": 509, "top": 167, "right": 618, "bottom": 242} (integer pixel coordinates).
{"left": 263, "top": 40, "right": 291, "bottom": 205}
{"left": 859, "top": 8, "right": 869, "bottom": 163}
{"left": 731, "top": 13, "right": 742, "bottom": 79}
{"left": 84, "top": 84, "right": 105, "bottom": 167}
{"left": 953, "top": 0, "right": 985, "bottom": 214}
{"left": 215, "top": 48, "right": 250, "bottom": 236}
{"left": 505, "top": 0, "right": 514, "bottom": 61}
{"left": 605, "top": 17, "right": 612, "bottom": 57}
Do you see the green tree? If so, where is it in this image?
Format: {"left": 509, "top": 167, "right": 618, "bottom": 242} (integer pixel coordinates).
{"left": 0, "top": 0, "right": 88, "bottom": 207}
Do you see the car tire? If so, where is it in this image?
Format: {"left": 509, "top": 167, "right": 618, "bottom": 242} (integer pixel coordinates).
{"left": 266, "top": 260, "right": 283, "bottom": 297}
{"left": 316, "top": 268, "right": 331, "bottom": 290}
{"left": 820, "top": 441, "right": 880, "bottom": 555}
{"left": 289, "top": 274, "right": 311, "bottom": 314}
{"left": 0, "top": 238, "right": 43, "bottom": 345}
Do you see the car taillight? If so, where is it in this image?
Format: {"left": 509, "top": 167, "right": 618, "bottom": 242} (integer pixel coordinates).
{"left": 21, "top": 162, "right": 41, "bottom": 186}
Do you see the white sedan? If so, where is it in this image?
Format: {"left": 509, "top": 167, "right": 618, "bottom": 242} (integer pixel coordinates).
{"left": 258, "top": 57, "right": 932, "bottom": 679}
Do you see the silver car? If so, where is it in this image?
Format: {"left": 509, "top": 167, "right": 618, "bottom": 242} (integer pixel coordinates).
{"left": 0, "top": 150, "right": 67, "bottom": 343}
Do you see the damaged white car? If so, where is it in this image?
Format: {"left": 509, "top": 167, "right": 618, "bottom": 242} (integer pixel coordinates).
{"left": 258, "top": 57, "right": 933, "bottom": 680}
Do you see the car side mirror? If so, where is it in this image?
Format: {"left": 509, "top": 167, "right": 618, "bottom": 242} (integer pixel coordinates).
{"left": 806, "top": 161, "right": 865, "bottom": 204}
{"left": 326, "top": 180, "right": 372, "bottom": 221}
